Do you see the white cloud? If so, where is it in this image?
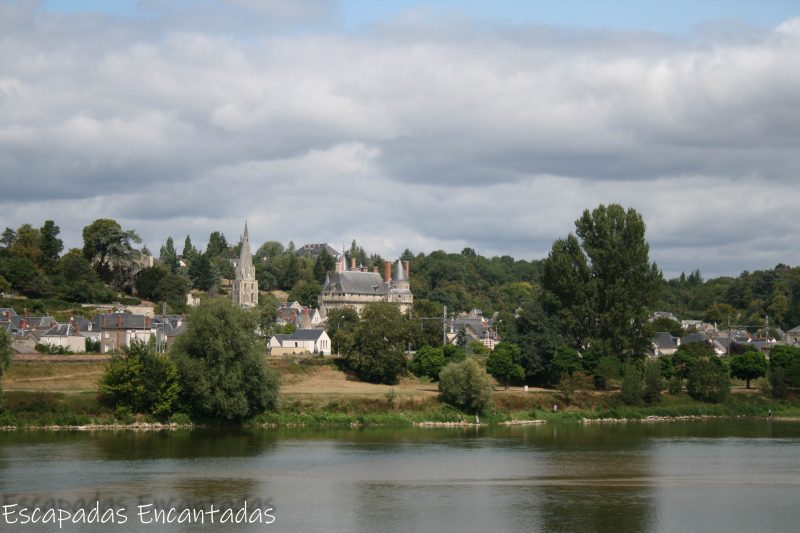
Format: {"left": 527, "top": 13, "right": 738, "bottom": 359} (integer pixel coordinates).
{"left": 0, "top": 6, "right": 798, "bottom": 278}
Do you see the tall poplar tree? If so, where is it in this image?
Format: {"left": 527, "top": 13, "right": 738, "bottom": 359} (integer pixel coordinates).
{"left": 542, "top": 204, "right": 662, "bottom": 360}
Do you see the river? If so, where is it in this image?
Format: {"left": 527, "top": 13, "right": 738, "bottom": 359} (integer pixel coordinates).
{"left": 1, "top": 419, "right": 799, "bottom": 532}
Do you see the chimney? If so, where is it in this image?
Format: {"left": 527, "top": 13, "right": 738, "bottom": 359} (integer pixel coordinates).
{"left": 351, "top": 258, "right": 356, "bottom": 270}
{"left": 403, "top": 260, "right": 410, "bottom": 278}
{"left": 20, "top": 318, "right": 26, "bottom": 330}
{"left": 384, "top": 261, "right": 392, "bottom": 283}
{"left": 335, "top": 256, "right": 343, "bottom": 273}
{"left": 372, "top": 266, "right": 378, "bottom": 273}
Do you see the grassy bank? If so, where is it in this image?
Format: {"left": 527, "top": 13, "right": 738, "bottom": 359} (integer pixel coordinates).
{"left": 6, "top": 389, "right": 796, "bottom": 429}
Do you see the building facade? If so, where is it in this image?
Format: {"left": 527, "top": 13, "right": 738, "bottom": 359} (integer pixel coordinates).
{"left": 318, "top": 256, "right": 413, "bottom": 319}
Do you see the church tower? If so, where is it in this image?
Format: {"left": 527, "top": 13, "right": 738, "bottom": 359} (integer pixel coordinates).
{"left": 232, "top": 222, "right": 258, "bottom": 308}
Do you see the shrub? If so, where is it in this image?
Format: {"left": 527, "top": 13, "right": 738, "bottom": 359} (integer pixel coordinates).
{"left": 100, "top": 340, "right": 181, "bottom": 419}
{"left": 557, "top": 371, "right": 593, "bottom": 404}
{"left": 485, "top": 342, "right": 524, "bottom": 389}
{"left": 729, "top": 350, "right": 767, "bottom": 389}
{"left": 409, "top": 346, "right": 446, "bottom": 380}
{"left": 438, "top": 359, "right": 493, "bottom": 413}
{"left": 686, "top": 358, "right": 729, "bottom": 403}
{"left": 642, "top": 359, "right": 663, "bottom": 404}
{"left": 593, "top": 356, "right": 621, "bottom": 390}
{"left": 620, "top": 363, "right": 644, "bottom": 405}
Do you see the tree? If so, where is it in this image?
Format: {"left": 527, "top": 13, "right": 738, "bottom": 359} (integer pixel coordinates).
{"left": 643, "top": 359, "right": 663, "bottom": 403}
{"left": 82, "top": 218, "right": 141, "bottom": 284}
{"left": 730, "top": 350, "right": 767, "bottom": 389}
{"left": 704, "top": 302, "right": 738, "bottom": 326}
{"left": 593, "top": 355, "right": 622, "bottom": 390}
{"left": 0, "top": 254, "right": 50, "bottom": 297}
{"left": 342, "top": 302, "right": 410, "bottom": 384}
{"left": 486, "top": 342, "right": 524, "bottom": 389}
{"left": 159, "top": 236, "right": 179, "bottom": 273}
{"left": 0, "top": 227, "right": 15, "bottom": 250}
{"left": 686, "top": 358, "right": 730, "bottom": 403}
{"left": 549, "top": 346, "right": 583, "bottom": 385}
{"left": 99, "top": 340, "right": 181, "bottom": 419}
{"left": 620, "top": 362, "right": 644, "bottom": 405}
{"left": 329, "top": 306, "right": 360, "bottom": 355}
{"left": 206, "top": 231, "right": 229, "bottom": 258}
{"left": 8, "top": 223, "right": 42, "bottom": 265}
{"left": 438, "top": 358, "right": 493, "bottom": 412}
{"left": 288, "top": 280, "right": 321, "bottom": 308}
{"left": 313, "top": 249, "right": 336, "bottom": 283}
{"left": 0, "top": 329, "right": 11, "bottom": 410}
{"left": 170, "top": 298, "right": 279, "bottom": 421}
{"left": 182, "top": 235, "right": 197, "bottom": 261}
{"left": 542, "top": 204, "right": 662, "bottom": 360}
{"left": 649, "top": 316, "right": 683, "bottom": 338}
{"left": 188, "top": 252, "right": 218, "bottom": 291}
{"left": 38, "top": 220, "right": 63, "bottom": 273}
{"left": 409, "top": 345, "right": 446, "bottom": 380}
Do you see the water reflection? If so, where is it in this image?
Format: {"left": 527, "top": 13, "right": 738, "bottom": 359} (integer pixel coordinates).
{"left": 0, "top": 420, "right": 798, "bottom": 532}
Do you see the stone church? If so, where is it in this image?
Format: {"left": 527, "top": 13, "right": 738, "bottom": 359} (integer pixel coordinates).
{"left": 318, "top": 255, "right": 413, "bottom": 319}
{"left": 231, "top": 222, "right": 259, "bottom": 308}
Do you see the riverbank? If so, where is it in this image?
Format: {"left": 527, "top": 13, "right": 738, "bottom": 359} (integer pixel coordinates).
{"left": 2, "top": 388, "right": 799, "bottom": 430}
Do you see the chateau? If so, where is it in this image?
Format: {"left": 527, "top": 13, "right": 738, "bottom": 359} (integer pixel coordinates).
{"left": 318, "top": 255, "right": 413, "bottom": 319}
{"left": 231, "top": 222, "right": 258, "bottom": 308}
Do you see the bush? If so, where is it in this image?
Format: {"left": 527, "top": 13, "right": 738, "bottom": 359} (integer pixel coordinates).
{"left": 35, "top": 343, "right": 74, "bottom": 355}
{"left": 643, "top": 359, "right": 663, "bottom": 404}
{"left": 593, "top": 356, "right": 621, "bottom": 390}
{"left": 485, "top": 342, "right": 524, "bottom": 389}
{"left": 438, "top": 358, "right": 493, "bottom": 413}
{"left": 620, "top": 363, "right": 644, "bottom": 405}
{"left": 100, "top": 341, "right": 181, "bottom": 419}
{"left": 171, "top": 298, "right": 280, "bottom": 421}
{"left": 409, "top": 346, "right": 446, "bottom": 380}
{"left": 686, "top": 358, "right": 729, "bottom": 403}
{"left": 557, "top": 371, "right": 593, "bottom": 404}
{"left": 729, "top": 350, "right": 767, "bottom": 389}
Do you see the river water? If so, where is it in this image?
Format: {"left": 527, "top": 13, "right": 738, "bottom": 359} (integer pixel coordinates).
{"left": 1, "top": 419, "right": 799, "bottom": 532}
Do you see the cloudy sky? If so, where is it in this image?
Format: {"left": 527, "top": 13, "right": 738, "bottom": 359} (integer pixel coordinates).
{"left": 1, "top": 0, "right": 799, "bottom": 278}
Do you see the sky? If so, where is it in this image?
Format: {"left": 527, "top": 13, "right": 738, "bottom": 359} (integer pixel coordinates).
{"left": 1, "top": 0, "right": 799, "bottom": 279}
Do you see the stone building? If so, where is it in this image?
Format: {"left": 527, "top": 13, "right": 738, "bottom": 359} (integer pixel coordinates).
{"left": 231, "top": 222, "right": 259, "bottom": 308}
{"left": 318, "top": 255, "right": 413, "bottom": 319}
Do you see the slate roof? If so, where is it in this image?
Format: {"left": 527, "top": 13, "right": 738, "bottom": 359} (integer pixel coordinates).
{"left": 681, "top": 332, "right": 708, "bottom": 345}
{"left": 653, "top": 331, "right": 678, "bottom": 349}
{"left": 92, "top": 313, "right": 152, "bottom": 330}
{"left": 8, "top": 315, "right": 58, "bottom": 331}
{"left": 41, "top": 324, "right": 83, "bottom": 337}
{"left": 322, "top": 271, "right": 388, "bottom": 296}
{"left": 0, "top": 308, "right": 18, "bottom": 317}
{"left": 297, "top": 243, "right": 341, "bottom": 258}
{"left": 282, "top": 329, "right": 326, "bottom": 341}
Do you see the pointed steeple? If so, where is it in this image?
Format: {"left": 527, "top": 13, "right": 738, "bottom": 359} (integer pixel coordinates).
{"left": 239, "top": 221, "right": 253, "bottom": 272}
{"left": 392, "top": 259, "right": 407, "bottom": 282}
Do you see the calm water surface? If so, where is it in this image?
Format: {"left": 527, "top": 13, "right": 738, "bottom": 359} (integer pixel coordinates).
{"left": 1, "top": 419, "right": 799, "bottom": 532}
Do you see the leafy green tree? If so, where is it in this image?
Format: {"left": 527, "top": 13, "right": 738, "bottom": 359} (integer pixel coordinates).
{"left": 342, "top": 302, "right": 410, "bottom": 384}
{"left": 593, "top": 355, "right": 622, "bottom": 390}
{"left": 410, "top": 299, "right": 445, "bottom": 348}
{"left": 329, "top": 306, "right": 359, "bottom": 355}
{"left": 0, "top": 329, "right": 11, "bottom": 410}
{"left": 650, "top": 316, "right": 683, "bottom": 338}
{"left": 620, "top": 362, "right": 644, "bottom": 405}
{"left": 549, "top": 346, "right": 583, "bottom": 385}
{"left": 0, "top": 254, "right": 50, "bottom": 297}
{"left": 159, "top": 236, "right": 179, "bottom": 273}
{"left": 409, "top": 345, "right": 446, "bottom": 380}
{"left": 729, "top": 350, "right": 767, "bottom": 389}
{"left": 0, "top": 227, "right": 15, "bottom": 249}
{"left": 188, "top": 252, "right": 218, "bottom": 291}
{"left": 542, "top": 204, "right": 662, "bottom": 360}
{"left": 643, "top": 359, "right": 663, "bottom": 403}
{"left": 8, "top": 223, "right": 42, "bottom": 265}
{"left": 206, "top": 231, "right": 229, "bottom": 258}
{"left": 704, "top": 302, "right": 738, "bottom": 326}
{"left": 255, "top": 240, "right": 284, "bottom": 261}
{"left": 82, "top": 218, "right": 141, "bottom": 284}
{"left": 767, "top": 345, "right": 800, "bottom": 397}
{"left": 288, "top": 280, "right": 322, "bottom": 308}
{"left": 686, "top": 358, "right": 730, "bottom": 403}
{"left": 313, "top": 249, "right": 336, "bottom": 283}
{"left": 99, "top": 340, "right": 181, "bottom": 419}
{"left": 438, "top": 358, "right": 493, "bottom": 412}
{"left": 38, "top": 220, "right": 63, "bottom": 273}
{"left": 170, "top": 298, "right": 280, "bottom": 421}
{"left": 511, "top": 299, "right": 565, "bottom": 385}
{"left": 182, "top": 235, "right": 197, "bottom": 261}
{"left": 486, "top": 342, "right": 524, "bottom": 389}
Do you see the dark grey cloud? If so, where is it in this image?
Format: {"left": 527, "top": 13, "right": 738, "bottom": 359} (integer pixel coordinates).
{"left": 1, "top": 3, "right": 799, "bottom": 278}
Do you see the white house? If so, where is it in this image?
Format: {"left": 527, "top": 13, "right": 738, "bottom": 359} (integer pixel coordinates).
{"left": 268, "top": 329, "right": 332, "bottom": 356}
